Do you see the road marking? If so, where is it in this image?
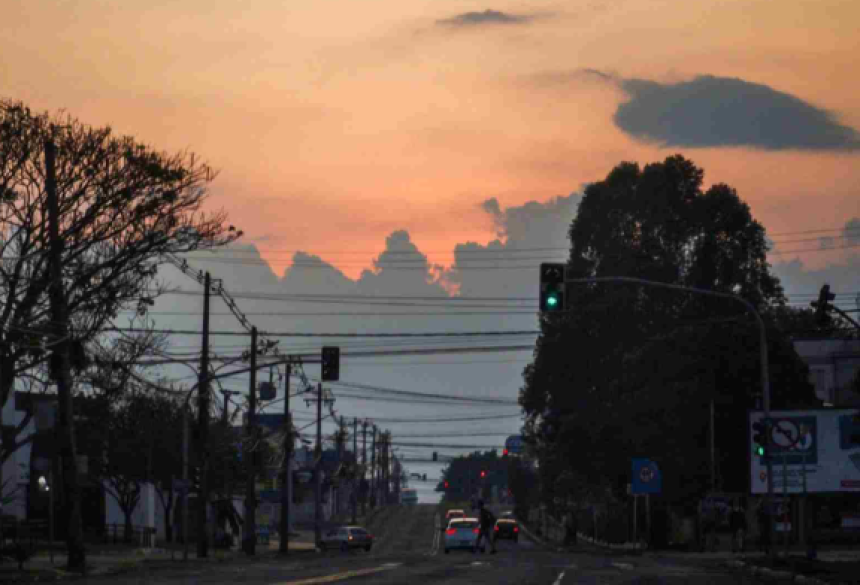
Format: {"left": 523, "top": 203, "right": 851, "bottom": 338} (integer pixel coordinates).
{"left": 277, "top": 563, "right": 402, "bottom": 585}
{"left": 611, "top": 562, "right": 634, "bottom": 571}
{"left": 552, "top": 570, "right": 565, "bottom": 585}
{"left": 426, "top": 512, "right": 441, "bottom": 556}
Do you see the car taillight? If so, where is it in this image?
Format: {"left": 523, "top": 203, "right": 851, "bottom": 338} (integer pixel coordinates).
{"left": 494, "top": 526, "right": 499, "bottom": 531}
{"left": 446, "top": 529, "right": 456, "bottom": 536}
{"left": 473, "top": 528, "right": 480, "bottom": 534}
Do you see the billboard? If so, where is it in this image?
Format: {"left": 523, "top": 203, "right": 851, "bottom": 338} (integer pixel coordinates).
{"left": 750, "top": 409, "right": 860, "bottom": 494}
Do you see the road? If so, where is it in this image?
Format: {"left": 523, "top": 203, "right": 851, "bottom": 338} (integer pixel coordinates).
{"left": 80, "top": 505, "right": 771, "bottom": 584}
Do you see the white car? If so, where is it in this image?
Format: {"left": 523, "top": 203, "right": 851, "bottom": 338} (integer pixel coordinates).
{"left": 444, "top": 518, "right": 484, "bottom": 554}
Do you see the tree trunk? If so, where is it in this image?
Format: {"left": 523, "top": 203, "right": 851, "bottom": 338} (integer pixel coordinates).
{"left": 122, "top": 507, "right": 134, "bottom": 543}
{"left": 164, "top": 498, "right": 174, "bottom": 543}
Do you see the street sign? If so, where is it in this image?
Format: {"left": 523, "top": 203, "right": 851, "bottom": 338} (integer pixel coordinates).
{"left": 631, "top": 458, "right": 662, "bottom": 495}
{"left": 505, "top": 435, "right": 524, "bottom": 454}
{"left": 750, "top": 409, "right": 860, "bottom": 494}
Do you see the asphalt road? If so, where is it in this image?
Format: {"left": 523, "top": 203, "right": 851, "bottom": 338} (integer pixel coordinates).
{"left": 79, "top": 505, "right": 772, "bottom": 584}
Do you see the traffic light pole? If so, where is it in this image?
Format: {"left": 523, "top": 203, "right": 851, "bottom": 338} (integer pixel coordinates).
{"left": 561, "top": 275, "right": 774, "bottom": 557}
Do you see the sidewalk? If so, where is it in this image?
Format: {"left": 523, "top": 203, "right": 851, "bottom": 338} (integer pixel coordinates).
{"left": 518, "top": 515, "right": 860, "bottom": 584}
{"left": 0, "top": 531, "right": 318, "bottom": 583}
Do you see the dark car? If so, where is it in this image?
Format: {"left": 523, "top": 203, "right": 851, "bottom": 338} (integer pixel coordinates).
{"left": 494, "top": 519, "right": 519, "bottom": 542}
{"left": 319, "top": 526, "right": 373, "bottom": 552}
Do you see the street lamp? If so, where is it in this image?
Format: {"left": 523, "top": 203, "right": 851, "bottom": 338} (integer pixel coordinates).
{"left": 38, "top": 474, "right": 54, "bottom": 565}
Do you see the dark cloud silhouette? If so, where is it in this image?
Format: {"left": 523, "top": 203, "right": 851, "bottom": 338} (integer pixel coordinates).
{"left": 437, "top": 9, "right": 534, "bottom": 28}
{"left": 614, "top": 75, "right": 860, "bottom": 151}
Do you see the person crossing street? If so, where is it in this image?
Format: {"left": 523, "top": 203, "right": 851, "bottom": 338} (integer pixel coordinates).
{"left": 476, "top": 500, "right": 497, "bottom": 554}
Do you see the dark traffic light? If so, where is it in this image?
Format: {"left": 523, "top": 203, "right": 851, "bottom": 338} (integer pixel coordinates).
{"left": 811, "top": 284, "right": 836, "bottom": 325}
{"left": 321, "top": 346, "right": 340, "bottom": 381}
{"left": 432, "top": 451, "right": 438, "bottom": 462}
{"left": 191, "top": 466, "right": 201, "bottom": 493}
{"left": 752, "top": 420, "right": 770, "bottom": 457}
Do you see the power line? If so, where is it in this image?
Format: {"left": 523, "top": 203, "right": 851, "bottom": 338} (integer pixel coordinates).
{"left": 318, "top": 378, "right": 519, "bottom": 405}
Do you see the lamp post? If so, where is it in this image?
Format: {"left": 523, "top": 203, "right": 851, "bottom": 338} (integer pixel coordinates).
{"left": 38, "top": 474, "right": 54, "bottom": 565}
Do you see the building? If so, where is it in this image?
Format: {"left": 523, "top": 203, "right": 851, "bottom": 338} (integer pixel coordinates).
{"left": 794, "top": 338, "right": 860, "bottom": 407}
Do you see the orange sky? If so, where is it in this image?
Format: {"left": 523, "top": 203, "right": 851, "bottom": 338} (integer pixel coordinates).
{"left": 4, "top": 0, "right": 859, "bottom": 278}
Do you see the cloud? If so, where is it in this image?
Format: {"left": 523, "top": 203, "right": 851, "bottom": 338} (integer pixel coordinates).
{"left": 844, "top": 218, "right": 860, "bottom": 246}
{"left": 447, "top": 193, "right": 582, "bottom": 298}
{"left": 436, "top": 9, "right": 535, "bottom": 28}
{"left": 613, "top": 75, "right": 860, "bottom": 151}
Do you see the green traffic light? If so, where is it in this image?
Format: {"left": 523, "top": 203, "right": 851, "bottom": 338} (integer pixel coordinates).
{"left": 547, "top": 296, "right": 558, "bottom": 307}
{"left": 756, "top": 446, "right": 765, "bottom": 456}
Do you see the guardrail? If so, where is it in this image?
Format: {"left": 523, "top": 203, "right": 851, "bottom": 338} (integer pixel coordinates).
{"left": 102, "top": 523, "right": 157, "bottom": 547}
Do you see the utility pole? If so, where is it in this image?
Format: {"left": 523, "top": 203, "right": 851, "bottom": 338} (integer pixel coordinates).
{"left": 196, "top": 272, "right": 212, "bottom": 559}
{"left": 279, "top": 363, "right": 292, "bottom": 554}
{"left": 314, "top": 382, "right": 323, "bottom": 548}
{"left": 370, "top": 426, "right": 377, "bottom": 509}
{"left": 46, "top": 137, "right": 86, "bottom": 571}
{"left": 243, "top": 327, "right": 258, "bottom": 555}
{"left": 351, "top": 417, "right": 358, "bottom": 524}
{"left": 361, "top": 421, "right": 368, "bottom": 515}
{"left": 182, "top": 407, "right": 189, "bottom": 561}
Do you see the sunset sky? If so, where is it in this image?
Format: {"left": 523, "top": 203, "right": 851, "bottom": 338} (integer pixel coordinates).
{"left": 5, "top": 1, "right": 860, "bottom": 495}
{"left": 5, "top": 0, "right": 859, "bottom": 277}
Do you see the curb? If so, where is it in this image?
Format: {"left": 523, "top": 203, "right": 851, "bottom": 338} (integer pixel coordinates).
{"left": 516, "top": 520, "right": 643, "bottom": 553}
{"left": 723, "top": 558, "right": 834, "bottom": 585}
{"left": 574, "top": 533, "right": 645, "bottom": 552}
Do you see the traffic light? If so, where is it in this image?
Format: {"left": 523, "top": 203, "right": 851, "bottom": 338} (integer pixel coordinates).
{"left": 811, "top": 284, "right": 836, "bottom": 325}
{"left": 480, "top": 470, "right": 487, "bottom": 479}
{"left": 432, "top": 451, "right": 438, "bottom": 462}
{"left": 191, "top": 466, "right": 201, "bottom": 493}
{"left": 321, "top": 346, "right": 340, "bottom": 381}
{"left": 444, "top": 480, "right": 449, "bottom": 489}
{"left": 539, "top": 263, "right": 565, "bottom": 312}
{"left": 503, "top": 448, "right": 509, "bottom": 457}
{"left": 752, "top": 420, "right": 770, "bottom": 457}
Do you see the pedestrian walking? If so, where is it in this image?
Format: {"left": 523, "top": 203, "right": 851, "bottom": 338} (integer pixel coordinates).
{"left": 729, "top": 502, "right": 747, "bottom": 553}
{"left": 475, "top": 501, "right": 497, "bottom": 554}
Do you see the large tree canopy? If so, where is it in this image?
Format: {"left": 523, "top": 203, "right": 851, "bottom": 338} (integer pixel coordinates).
{"left": 0, "top": 100, "right": 241, "bottom": 457}
{"left": 520, "top": 155, "right": 817, "bottom": 507}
